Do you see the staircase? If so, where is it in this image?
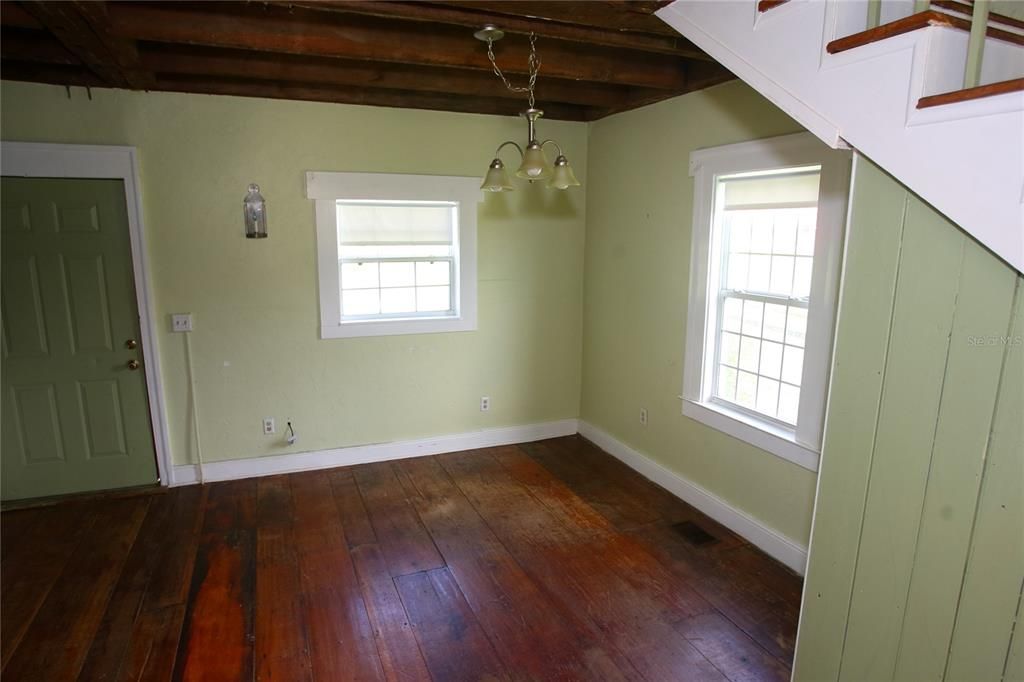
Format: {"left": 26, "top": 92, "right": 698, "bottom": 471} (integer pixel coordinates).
{"left": 656, "top": 0, "right": 1024, "bottom": 273}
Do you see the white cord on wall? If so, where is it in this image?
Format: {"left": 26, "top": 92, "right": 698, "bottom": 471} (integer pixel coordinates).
{"left": 184, "top": 332, "right": 206, "bottom": 485}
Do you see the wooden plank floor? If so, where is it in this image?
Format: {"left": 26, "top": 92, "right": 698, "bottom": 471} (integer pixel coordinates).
{"left": 0, "top": 435, "right": 802, "bottom": 681}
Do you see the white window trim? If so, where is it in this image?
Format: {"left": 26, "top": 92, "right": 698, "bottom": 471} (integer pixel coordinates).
{"left": 307, "top": 171, "right": 480, "bottom": 339}
{"left": 682, "top": 133, "right": 850, "bottom": 472}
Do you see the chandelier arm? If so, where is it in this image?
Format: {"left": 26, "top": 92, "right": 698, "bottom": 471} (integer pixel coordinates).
{"left": 539, "top": 139, "right": 564, "bottom": 157}
{"left": 493, "top": 140, "right": 525, "bottom": 159}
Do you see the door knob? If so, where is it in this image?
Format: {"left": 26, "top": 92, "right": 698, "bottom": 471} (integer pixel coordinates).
{"left": 125, "top": 339, "right": 138, "bottom": 349}
{"left": 127, "top": 359, "right": 140, "bottom": 370}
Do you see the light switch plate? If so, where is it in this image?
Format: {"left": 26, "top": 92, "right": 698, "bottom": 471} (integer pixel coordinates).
{"left": 171, "top": 313, "right": 193, "bottom": 332}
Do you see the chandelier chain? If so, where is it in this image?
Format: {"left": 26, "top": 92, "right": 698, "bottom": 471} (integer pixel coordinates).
{"left": 486, "top": 32, "right": 541, "bottom": 109}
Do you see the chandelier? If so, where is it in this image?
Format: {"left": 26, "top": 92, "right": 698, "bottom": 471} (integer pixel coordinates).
{"left": 476, "top": 25, "right": 581, "bottom": 192}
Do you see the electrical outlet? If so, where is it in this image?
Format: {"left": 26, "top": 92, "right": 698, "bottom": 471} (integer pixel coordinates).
{"left": 263, "top": 417, "right": 276, "bottom": 435}
{"left": 640, "top": 408, "right": 648, "bottom": 426}
{"left": 171, "top": 313, "right": 193, "bottom": 332}
{"left": 480, "top": 396, "right": 490, "bottom": 412}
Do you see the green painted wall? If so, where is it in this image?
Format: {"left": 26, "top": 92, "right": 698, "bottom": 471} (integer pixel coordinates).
{"left": 1, "top": 81, "right": 588, "bottom": 467}
{"left": 794, "top": 156, "right": 1023, "bottom": 681}
{"left": 579, "top": 81, "right": 818, "bottom": 545}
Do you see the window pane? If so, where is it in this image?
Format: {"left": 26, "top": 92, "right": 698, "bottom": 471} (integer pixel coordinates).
{"left": 748, "top": 254, "right": 771, "bottom": 291}
{"left": 722, "top": 297, "right": 743, "bottom": 334}
{"left": 739, "top": 336, "right": 761, "bottom": 373}
{"left": 760, "top": 340, "right": 783, "bottom": 380}
{"left": 342, "top": 289, "right": 380, "bottom": 316}
{"left": 756, "top": 377, "right": 780, "bottom": 416}
{"left": 763, "top": 303, "right": 787, "bottom": 342}
{"left": 380, "top": 261, "right": 415, "bottom": 288}
{"left": 416, "top": 285, "right": 450, "bottom": 312}
{"left": 717, "top": 365, "right": 737, "bottom": 402}
{"left": 721, "top": 332, "right": 740, "bottom": 367}
{"left": 770, "top": 256, "right": 794, "bottom": 296}
{"left": 340, "top": 262, "right": 379, "bottom": 290}
{"left": 742, "top": 300, "right": 764, "bottom": 337}
{"left": 380, "top": 287, "right": 416, "bottom": 314}
{"left": 778, "top": 383, "right": 800, "bottom": 424}
{"left": 786, "top": 307, "right": 808, "bottom": 347}
{"left": 730, "top": 216, "right": 751, "bottom": 253}
{"left": 416, "top": 261, "right": 450, "bottom": 286}
{"left": 772, "top": 214, "right": 797, "bottom": 254}
{"left": 796, "top": 212, "right": 817, "bottom": 256}
{"left": 728, "top": 254, "right": 749, "bottom": 291}
{"left": 736, "top": 371, "right": 758, "bottom": 409}
{"left": 749, "top": 212, "right": 773, "bottom": 253}
{"left": 793, "top": 257, "right": 813, "bottom": 299}
{"left": 782, "top": 345, "right": 804, "bottom": 385}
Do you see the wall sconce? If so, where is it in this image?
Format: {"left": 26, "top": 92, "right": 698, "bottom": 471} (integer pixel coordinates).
{"left": 243, "top": 183, "right": 268, "bottom": 239}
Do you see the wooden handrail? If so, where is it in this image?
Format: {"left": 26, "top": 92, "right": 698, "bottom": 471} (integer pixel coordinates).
{"left": 827, "top": 10, "right": 1024, "bottom": 54}
{"left": 930, "top": 0, "right": 1024, "bottom": 30}
{"left": 757, "top": 0, "right": 789, "bottom": 11}
{"left": 917, "top": 77, "right": 1024, "bottom": 107}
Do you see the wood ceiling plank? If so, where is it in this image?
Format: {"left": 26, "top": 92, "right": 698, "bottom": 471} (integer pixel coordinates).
{"left": 19, "top": 1, "right": 128, "bottom": 87}
{"left": 138, "top": 43, "right": 642, "bottom": 109}
{"left": 153, "top": 73, "right": 600, "bottom": 121}
{"left": 424, "top": 1, "right": 678, "bottom": 35}
{"left": 1, "top": 28, "right": 80, "bottom": 65}
{"left": 274, "top": 0, "right": 710, "bottom": 59}
{"left": 0, "top": 3, "right": 43, "bottom": 29}
{"left": 71, "top": 1, "right": 154, "bottom": 89}
{"left": 105, "top": 1, "right": 689, "bottom": 91}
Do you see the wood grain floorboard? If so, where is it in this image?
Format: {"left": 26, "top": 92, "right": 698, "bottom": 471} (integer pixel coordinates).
{"left": 3, "top": 497, "right": 150, "bottom": 681}
{"left": 1, "top": 437, "right": 802, "bottom": 681}
{"left": 291, "top": 470, "right": 386, "bottom": 682}
{"left": 441, "top": 447, "right": 726, "bottom": 681}
{"left": 173, "top": 480, "right": 257, "bottom": 681}
{"left": 256, "top": 475, "right": 313, "bottom": 681}
{"left": 395, "top": 454, "right": 642, "bottom": 681}
{"left": 395, "top": 567, "right": 510, "bottom": 682}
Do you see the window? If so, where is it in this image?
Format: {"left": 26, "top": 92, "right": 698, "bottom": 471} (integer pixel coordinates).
{"left": 308, "top": 172, "right": 479, "bottom": 339}
{"left": 682, "top": 134, "right": 850, "bottom": 471}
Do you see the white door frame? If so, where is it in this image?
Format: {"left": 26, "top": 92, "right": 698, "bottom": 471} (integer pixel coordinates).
{"left": 1, "top": 141, "right": 173, "bottom": 487}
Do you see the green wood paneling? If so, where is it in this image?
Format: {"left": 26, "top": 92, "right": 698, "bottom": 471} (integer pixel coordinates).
{"left": 945, "top": 284, "right": 1024, "bottom": 681}
{"left": 792, "top": 155, "right": 908, "bottom": 681}
{"left": 893, "top": 241, "right": 1018, "bottom": 681}
{"left": 839, "top": 199, "right": 966, "bottom": 682}
{"left": 794, "top": 156, "right": 1024, "bottom": 681}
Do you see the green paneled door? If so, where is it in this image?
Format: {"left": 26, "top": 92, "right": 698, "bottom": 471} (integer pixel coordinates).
{"left": 1, "top": 177, "right": 158, "bottom": 500}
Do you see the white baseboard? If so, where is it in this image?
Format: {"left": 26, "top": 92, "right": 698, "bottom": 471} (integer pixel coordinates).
{"left": 577, "top": 420, "right": 809, "bottom": 575}
{"left": 171, "top": 419, "right": 579, "bottom": 486}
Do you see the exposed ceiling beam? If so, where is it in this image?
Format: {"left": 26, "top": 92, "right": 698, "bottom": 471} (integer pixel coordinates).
{"left": 423, "top": 1, "right": 678, "bottom": 35}
{"left": 19, "top": 1, "right": 129, "bottom": 87}
{"left": 139, "top": 43, "right": 648, "bottom": 109}
{"left": 1, "top": 28, "right": 80, "bottom": 65}
{"left": 272, "top": 1, "right": 710, "bottom": 59}
{"left": 153, "top": 74, "right": 601, "bottom": 121}
{"left": 71, "top": 1, "right": 154, "bottom": 89}
{"left": 105, "top": 2, "right": 689, "bottom": 91}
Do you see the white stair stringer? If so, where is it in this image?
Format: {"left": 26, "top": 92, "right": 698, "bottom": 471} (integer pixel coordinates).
{"left": 657, "top": 0, "right": 1024, "bottom": 273}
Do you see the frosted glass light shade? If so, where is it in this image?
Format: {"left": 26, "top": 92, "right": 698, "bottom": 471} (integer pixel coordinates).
{"left": 481, "top": 159, "right": 514, "bottom": 192}
{"left": 516, "top": 142, "right": 550, "bottom": 180}
{"left": 548, "top": 156, "right": 581, "bottom": 190}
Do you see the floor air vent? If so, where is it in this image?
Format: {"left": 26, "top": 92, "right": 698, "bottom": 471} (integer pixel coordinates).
{"left": 672, "top": 520, "right": 718, "bottom": 546}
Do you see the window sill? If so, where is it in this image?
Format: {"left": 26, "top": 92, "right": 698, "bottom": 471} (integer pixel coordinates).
{"left": 321, "top": 314, "right": 476, "bottom": 339}
{"left": 681, "top": 398, "right": 819, "bottom": 472}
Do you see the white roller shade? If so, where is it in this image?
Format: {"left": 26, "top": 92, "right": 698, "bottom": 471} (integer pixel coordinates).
{"left": 337, "top": 203, "right": 455, "bottom": 245}
{"left": 721, "top": 171, "right": 820, "bottom": 210}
